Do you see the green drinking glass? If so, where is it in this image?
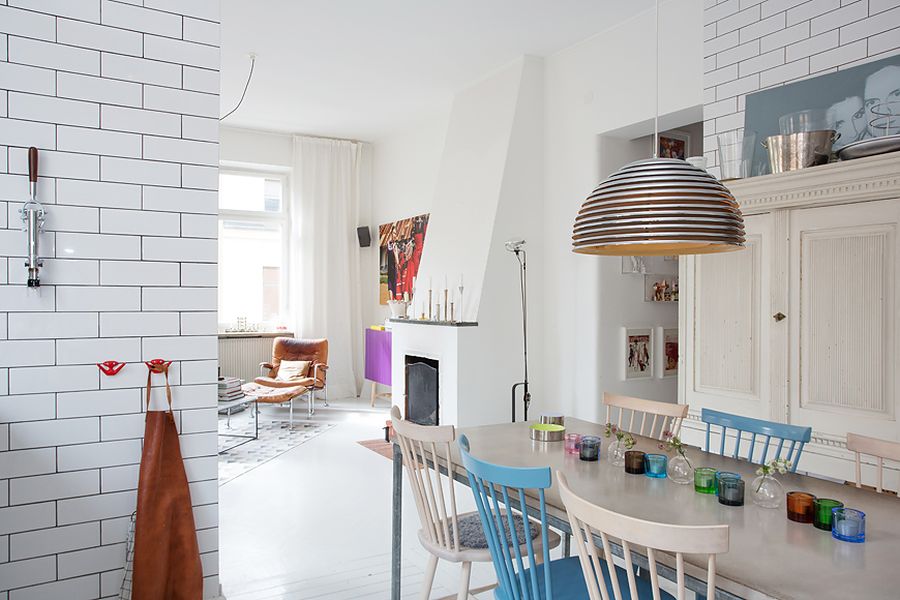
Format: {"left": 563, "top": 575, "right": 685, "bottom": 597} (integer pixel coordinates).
{"left": 813, "top": 498, "right": 844, "bottom": 531}
{"left": 694, "top": 467, "right": 718, "bottom": 494}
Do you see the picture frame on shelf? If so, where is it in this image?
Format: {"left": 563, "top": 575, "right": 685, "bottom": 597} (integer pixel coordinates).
{"left": 658, "top": 130, "right": 691, "bottom": 160}
{"left": 623, "top": 327, "right": 653, "bottom": 380}
{"left": 660, "top": 327, "right": 678, "bottom": 378}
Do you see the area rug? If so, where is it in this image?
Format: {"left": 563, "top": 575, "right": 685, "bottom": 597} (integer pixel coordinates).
{"left": 218, "top": 407, "right": 335, "bottom": 485}
{"left": 357, "top": 438, "right": 394, "bottom": 461}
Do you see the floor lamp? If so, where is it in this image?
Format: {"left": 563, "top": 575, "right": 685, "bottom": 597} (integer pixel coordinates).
{"left": 505, "top": 239, "right": 530, "bottom": 422}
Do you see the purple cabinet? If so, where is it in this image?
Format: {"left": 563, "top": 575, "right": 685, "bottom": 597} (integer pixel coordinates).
{"left": 364, "top": 328, "right": 391, "bottom": 386}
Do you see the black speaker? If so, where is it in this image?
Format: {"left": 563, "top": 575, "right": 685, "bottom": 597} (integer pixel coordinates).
{"left": 357, "top": 226, "right": 371, "bottom": 248}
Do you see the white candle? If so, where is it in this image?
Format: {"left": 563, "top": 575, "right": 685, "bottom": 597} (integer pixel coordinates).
{"left": 459, "top": 273, "right": 463, "bottom": 287}
{"left": 444, "top": 275, "right": 448, "bottom": 289}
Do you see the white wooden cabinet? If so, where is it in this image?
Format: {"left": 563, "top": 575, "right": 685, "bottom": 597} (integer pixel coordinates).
{"left": 679, "top": 153, "right": 900, "bottom": 484}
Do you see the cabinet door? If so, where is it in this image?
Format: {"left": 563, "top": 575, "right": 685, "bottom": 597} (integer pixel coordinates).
{"left": 682, "top": 213, "right": 773, "bottom": 419}
{"left": 789, "top": 199, "right": 900, "bottom": 441}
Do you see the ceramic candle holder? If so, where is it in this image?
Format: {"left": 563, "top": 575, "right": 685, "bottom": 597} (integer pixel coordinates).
{"left": 643, "top": 453, "right": 667, "bottom": 478}
{"left": 694, "top": 467, "right": 718, "bottom": 494}
{"left": 624, "top": 450, "right": 646, "bottom": 474}
{"left": 832, "top": 508, "right": 865, "bottom": 543}
{"left": 813, "top": 498, "right": 843, "bottom": 531}
{"left": 717, "top": 477, "right": 745, "bottom": 506}
{"left": 579, "top": 436, "right": 600, "bottom": 462}
{"left": 785, "top": 491, "right": 817, "bottom": 523}
{"left": 565, "top": 433, "right": 582, "bottom": 455}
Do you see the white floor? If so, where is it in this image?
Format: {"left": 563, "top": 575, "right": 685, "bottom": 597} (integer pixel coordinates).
{"left": 218, "top": 396, "right": 496, "bottom": 599}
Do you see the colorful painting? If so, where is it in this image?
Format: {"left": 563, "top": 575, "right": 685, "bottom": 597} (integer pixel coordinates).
{"left": 625, "top": 328, "right": 653, "bottom": 380}
{"left": 663, "top": 328, "right": 678, "bottom": 377}
{"left": 658, "top": 131, "right": 690, "bottom": 160}
{"left": 379, "top": 214, "right": 429, "bottom": 304}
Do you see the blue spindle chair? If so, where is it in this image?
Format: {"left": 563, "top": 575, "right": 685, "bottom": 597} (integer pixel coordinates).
{"left": 459, "top": 436, "right": 656, "bottom": 600}
{"left": 701, "top": 408, "right": 812, "bottom": 472}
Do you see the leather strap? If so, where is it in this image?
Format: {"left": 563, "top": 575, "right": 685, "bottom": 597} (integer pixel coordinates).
{"left": 146, "top": 362, "right": 173, "bottom": 412}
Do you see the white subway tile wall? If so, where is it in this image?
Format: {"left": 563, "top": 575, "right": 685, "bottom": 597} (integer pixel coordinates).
{"left": 0, "top": 1, "right": 220, "bottom": 598}
{"left": 703, "top": 0, "right": 900, "bottom": 175}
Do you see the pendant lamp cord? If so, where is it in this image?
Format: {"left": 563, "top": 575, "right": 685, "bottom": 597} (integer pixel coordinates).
{"left": 653, "top": 0, "right": 660, "bottom": 158}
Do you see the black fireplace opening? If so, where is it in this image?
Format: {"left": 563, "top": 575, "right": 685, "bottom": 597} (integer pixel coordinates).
{"left": 405, "top": 355, "right": 439, "bottom": 426}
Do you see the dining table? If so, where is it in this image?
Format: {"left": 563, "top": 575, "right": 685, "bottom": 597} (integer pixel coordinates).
{"left": 390, "top": 417, "right": 900, "bottom": 599}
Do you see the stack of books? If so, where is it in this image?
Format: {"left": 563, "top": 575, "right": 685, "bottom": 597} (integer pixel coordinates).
{"left": 217, "top": 377, "right": 244, "bottom": 402}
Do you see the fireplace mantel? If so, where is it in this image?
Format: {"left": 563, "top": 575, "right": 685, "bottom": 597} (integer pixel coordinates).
{"left": 389, "top": 319, "right": 478, "bottom": 327}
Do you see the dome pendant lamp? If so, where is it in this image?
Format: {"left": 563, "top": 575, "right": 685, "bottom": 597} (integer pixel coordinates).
{"left": 571, "top": 0, "right": 745, "bottom": 256}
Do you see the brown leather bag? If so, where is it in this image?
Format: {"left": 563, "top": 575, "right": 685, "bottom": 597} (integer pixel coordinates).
{"left": 132, "top": 362, "right": 203, "bottom": 600}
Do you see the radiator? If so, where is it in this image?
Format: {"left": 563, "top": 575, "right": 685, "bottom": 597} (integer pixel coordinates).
{"left": 218, "top": 334, "right": 292, "bottom": 382}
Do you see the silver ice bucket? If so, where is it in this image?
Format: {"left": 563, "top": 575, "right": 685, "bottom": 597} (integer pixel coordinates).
{"left": 763, "top": 130, "right": 839, "bottom": 174}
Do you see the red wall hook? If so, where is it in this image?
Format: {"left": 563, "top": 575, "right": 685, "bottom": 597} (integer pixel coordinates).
{"left": 145, "top": 358, "right": 172, "bottom": 373}
{"left": 98, "top": 361, "right": 126, "bottom": 376}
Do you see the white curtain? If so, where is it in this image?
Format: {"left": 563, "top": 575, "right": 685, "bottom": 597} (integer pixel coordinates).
{"left": 291, "top": 136, "right": 364, "bottom": 399}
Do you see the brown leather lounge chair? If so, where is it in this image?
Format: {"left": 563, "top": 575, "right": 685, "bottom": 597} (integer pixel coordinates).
{"left": 256, "top": 337, "right": 329, "bottom": 423}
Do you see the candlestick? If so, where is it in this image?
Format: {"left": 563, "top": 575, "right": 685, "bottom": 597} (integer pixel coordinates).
{"left": 450, "top": 302, "right": 455, "bottom": 322}
{"left": 458, "top": 285, "right": 464, "bottom": 321}
{"left": 428, "top": 289, "right": 432, "bottom": 320}
{"left": 435, "top": 303, "right": 440, "bottom": 321}
{"left": 443, "top": 289, "right": 448, "bottom": 320}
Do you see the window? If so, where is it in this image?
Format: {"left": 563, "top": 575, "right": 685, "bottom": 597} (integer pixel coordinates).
{"left": 218, "top": 171, "right": 289, "bottom": 329}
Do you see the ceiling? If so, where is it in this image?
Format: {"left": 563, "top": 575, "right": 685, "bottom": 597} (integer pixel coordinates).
{"left": 219, "top": 1, "right": 652, "bottom": 141}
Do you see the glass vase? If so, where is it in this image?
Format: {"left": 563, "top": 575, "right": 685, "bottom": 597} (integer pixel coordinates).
{"left": 751, "top": 473, "right": 785, "bottom": 509}
{"left": 667, "top": 454, "right": 694, "bottom": 484}
{"left": 607, "top": 440, "right": 626, "bottom": 466}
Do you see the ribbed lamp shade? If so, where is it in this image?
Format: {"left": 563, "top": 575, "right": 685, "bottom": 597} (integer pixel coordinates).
{"left": 572, "top": 158, "right": 746, "bottom": 256}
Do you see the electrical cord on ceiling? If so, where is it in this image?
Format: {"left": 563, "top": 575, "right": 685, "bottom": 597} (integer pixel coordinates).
{"left": 220, "top": 53, "right": 256, "bottom": 121}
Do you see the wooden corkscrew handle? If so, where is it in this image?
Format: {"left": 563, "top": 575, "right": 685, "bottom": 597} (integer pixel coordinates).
{"left": 28, "top": 147, "right": 39, "bottom": 183}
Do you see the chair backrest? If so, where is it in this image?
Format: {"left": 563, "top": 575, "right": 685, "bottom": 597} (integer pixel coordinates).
{"left": 847, "top": 432, "right": 900, "bottom": 497}
{"left": 390, "top": 406, "right": 462, "bottom": 553}
{"left": 458, "top": 435, "right": 552, "bottom": 600}
{"left": 603, "top": 392, "right": 689, "bottom": 440}
{"left": 701, "top": 408, "right": 811, "bottom": 472}
{"left": 557, "top": 471, "right": 729, "bottom": 600}
{"left": 273, "top": 337, "right": 328, "bottom": 386}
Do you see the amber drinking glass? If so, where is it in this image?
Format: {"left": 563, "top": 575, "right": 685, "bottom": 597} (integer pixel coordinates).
{"left": 786, "top": 491, "right": 817, "bottom": 523}
{"left": 624, "top": 450, "right": 646, "bottom": 474}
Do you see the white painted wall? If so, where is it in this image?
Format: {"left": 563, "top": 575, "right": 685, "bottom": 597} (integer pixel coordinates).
{"left": 372, "top": 1, "right": 703, "bottom": 424}
{"left": 540, "top": 0, "right": 703, "bottom": 422}
{"left": 0, "top": 2, "right": 221, "bottom": 597}
{"left": 367, "top": 114, "right": 448, "bottom": 326}
{"left": 219, "top": 126, "right": 292, "bottom": 169}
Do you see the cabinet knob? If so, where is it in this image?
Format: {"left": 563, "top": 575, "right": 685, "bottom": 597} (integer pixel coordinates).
{"left": 773, "top": 312, "right": 787, "bottom": 322}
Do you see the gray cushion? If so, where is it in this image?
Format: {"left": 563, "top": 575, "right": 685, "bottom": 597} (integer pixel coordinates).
{"left": 455, "top": 512, "right": 540, "bottom": 550}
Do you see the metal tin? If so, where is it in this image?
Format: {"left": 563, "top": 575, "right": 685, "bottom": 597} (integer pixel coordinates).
{"left": 539, "top": 413, "right": 565, "bottom": 427}
{"left": 763, "top": 130, "right": 838, "bottom": 174}
{"left": 530, "top": 424, "right": 566, "bottom": 442}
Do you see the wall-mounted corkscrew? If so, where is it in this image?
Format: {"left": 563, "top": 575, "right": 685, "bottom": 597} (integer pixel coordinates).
{"left": 21, "top": 147, "right": 46, "bottom": 288}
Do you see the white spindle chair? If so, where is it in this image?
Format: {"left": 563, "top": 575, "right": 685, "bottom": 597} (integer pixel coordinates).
{"left": 558, "top": 471, "right": 729, "bottom": 600}
{"left": 391, "top": 406, "right": 559, "bottom": 599}
{"left": 847, "top": 432, "right": 900, "bottom": 497}
{"left": 603, "top": 392, "right": 689, "bottom": 440}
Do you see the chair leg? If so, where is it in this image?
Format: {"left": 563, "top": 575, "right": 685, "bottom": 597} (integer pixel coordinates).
{"left": 457, "top": 561, "right": 472, "bottom": 600}
{"left": 323, "top": 384, "right": 328, "bottom": 407}
{"left": 289, "top": 398, "right": 293, "bottom": 429}
{"left": 307, "top": 389, "right": 314, "bottom": 417}
{"left": 420, "top": 554, "right": 438, "bottom": 600}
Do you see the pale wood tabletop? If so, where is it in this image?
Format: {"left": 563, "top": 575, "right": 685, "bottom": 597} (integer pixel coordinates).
{"left": 445, "top": 418, "right": 900, "bottom": 600}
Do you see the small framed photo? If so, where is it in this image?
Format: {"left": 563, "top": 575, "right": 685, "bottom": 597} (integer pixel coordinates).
{"left": 658, "top": 131, "right": 691, "bottom": 160}
{"left": 661, "top": 327, "right": 678, "bottom": 378}
{"left": 621, "top": 256, "right": 647, "bottom": 274}
{"left": 624, "top": 327, "right": 653, "bottom": 380}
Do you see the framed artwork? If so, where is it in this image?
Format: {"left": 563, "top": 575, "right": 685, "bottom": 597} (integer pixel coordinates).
{"left": 662, "top": 328, "right": 678, "bottom": 377}
{"left": 624, "top": 328, "right": 653, "bottom": 380}
{"left": 658, "top": 131, "right": 690, "bottom": 160}
{"left": 379, "top": 214, "right": 429, "bottom": 304}
{"left": 621, "top": 256, "right": 647, "bottom": 274}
